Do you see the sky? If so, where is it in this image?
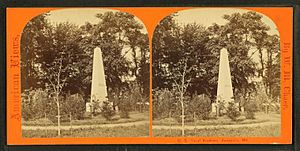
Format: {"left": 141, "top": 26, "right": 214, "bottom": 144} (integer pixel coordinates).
{"left": 46, "top": 8, "right": 279, "bottom": 36}
{"left": 46, "top": 8, "right": 147, "bottom": 33}
{"left": 174, "top": 8, "right": 279, "bottom": 36}
{"left": 47, "top": 8, "right": 117, "bottom": 25}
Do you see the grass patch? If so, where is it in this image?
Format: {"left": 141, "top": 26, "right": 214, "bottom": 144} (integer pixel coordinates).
{"left": 153, "top": 112, "right": 280, "bottom": 126}
{"left": 153, "top": 124, "right": 280, "bottom": 137}
{"left": 23, "top": 124, "right": 149, "bottom": 138}
{"left": 23, "top": 111, "right": 149, "bottom": 126}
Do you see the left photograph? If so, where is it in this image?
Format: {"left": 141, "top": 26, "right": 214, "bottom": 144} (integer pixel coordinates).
{"left": 20, "top": 9, "right": 150, "bottom": 138}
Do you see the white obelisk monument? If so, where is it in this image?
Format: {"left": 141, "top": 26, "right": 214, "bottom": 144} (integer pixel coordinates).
{"left": 212, "top": 48, "right": 234, "bottom": 116}
{"left": 86, "top": 47, "right": 108, "bottom": 112}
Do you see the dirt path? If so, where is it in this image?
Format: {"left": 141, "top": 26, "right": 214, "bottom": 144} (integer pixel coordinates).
{"left": 23, "top": 120, "right": 280, "bottom": 131}
{"left": 22, "top": 121, "right": 149, "bottom": 130}
{"left": 152, "top": 121, "right": 280, "bottom": 130}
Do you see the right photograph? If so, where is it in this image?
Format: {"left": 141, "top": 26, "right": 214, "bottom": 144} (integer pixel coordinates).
{"left": 152, "top": 8, "right": 281, "bottom": 137}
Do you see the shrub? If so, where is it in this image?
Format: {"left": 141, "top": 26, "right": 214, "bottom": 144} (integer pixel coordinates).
{"left": 273, "top": 103, "right": 281, "bottom": 114}
{"left": 63, "top": 93, "right": 85, "bottom": 120}
{"left": 245, "top": 110, "right": 255, "bottom": 119}
{"left": 119, "top": 99, "right": 131, "bottom": 118}
{"left": 120, "top": 111, "right": 129, "bottom": 118}
{"left": 91, "top": 101, "right": 102, "bottom": 116}
{"left": 152, "top": 89, "right": 177, "bottom": 119}
{"left": 216, "top": 100, "right": 229, "bottom": 116}
{"left": 21, "top": 89, "right": 54, "bottom": 121}
{"left": 188, "top": 94, "right": 211, "bottom": 120}
{"left": 244, "top": 101, "right": 258, "bottom": 119}
{"left": 83, "top": 112, "right": 92, "bottom": 119}
{"left": 22, "top": 102, "right": 34, "bottom": 121}
{"left": 101, "top": 101, "right": 116, "bottom": 121}
{"left": 227, "top": 102, "right": 241, "bottom": 121}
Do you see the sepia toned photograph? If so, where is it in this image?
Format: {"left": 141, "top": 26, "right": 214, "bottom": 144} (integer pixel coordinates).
{"left": 152, "top": 8, "right": 281, "bottom": 137}
{"left": 20, "top": 9, "right": 150, "bottom": 138}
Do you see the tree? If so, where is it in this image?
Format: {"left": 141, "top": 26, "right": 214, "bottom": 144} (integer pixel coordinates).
{"left": 258, "top": 35, "right": 280, "bottom": 102}
{"left": 206, "top": 13, "right": 258, "bottom": 105}
{"left": 79, "top": 12, "right": 149, "bottom": 110}
{"left": 153, "top": 16, "right": 216, "bottom": 124}
{"left": 203, "top": 11, "right": 281, "bottom": 110}
{"left": 220, "top": 11, "right": 280, "bottom": 105}
{"left": 153, "top": 16, "right": 219, "bottom": 98}
{"left": 21, "top": 19, "right": 83, "bottom": 136}
{"left": 152, "top": 11, "right": 280, "bottom": 122}
{"left": 42, "top": 23, "right": 83, "bottom": 136}
{"left": 21, "top": 14, "right": 51, "bottom": 91}
{"left": 133, "top": 33, "right": 150, "bottom": 97}
{"left": 152, "top": 14, "right": 181, "bottom": 90}
{"left": 173, "top": 59, "right": 192, "bottom": 136}
{"left": 21, "top": 11, "right": 150, "bottom": 127}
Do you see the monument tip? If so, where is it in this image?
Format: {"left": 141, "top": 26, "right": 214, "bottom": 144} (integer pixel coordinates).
{"left": 94, "top": 47, "right": 102, "bottom": 52}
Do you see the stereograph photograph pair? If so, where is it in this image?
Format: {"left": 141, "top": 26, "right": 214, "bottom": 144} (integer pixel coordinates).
{"left": 6, "top": 7, "right": 293, "bottom": 145}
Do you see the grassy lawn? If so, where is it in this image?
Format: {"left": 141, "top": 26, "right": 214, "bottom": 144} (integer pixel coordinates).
{"left": 23, "top": 124, "right": 149, "bottom": 138}
{"left": 153, "top": 124, "right": 280, "bottom": 137}
{"left": 23, "top": 111, "right": 149, "bottom": 126}
{"left": 153, "top": 112, "right": 281, "bottom": 137}
{"left": 153, "top": 112, "right": 280, "bottom": 126}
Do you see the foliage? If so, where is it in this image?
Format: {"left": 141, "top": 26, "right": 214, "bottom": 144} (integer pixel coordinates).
{"left": 79, "top": 11, "right": 149, "bottom": 99}
{"left": 21, "top": 89, "right": 54, "bottom": 121}
{"left": 244, "top": 100, "right": 258, "bottom": 119}
{"left": 62, "top": 93, "right": 86, "bottom": 120}
{"left": 116, "top": 82, "right": 149, "bottom": 118}
{"left": 100, "top": 101, "right": 116, "bottom": 121}
{"left": 20, "top": 11, "right": 150, "bottom": 124}
{"left": 153, "top": 15, "right": 215, "bottom": 96}
{"left": 218, "top": 100, "right": 227, "bottom": 116}
{"left": 21, "top": 14, "right": 51, "bottom": 91}
{"left": 22, "top": 102, "right": 33, "bottom": 121}
{"left": 226, "top": 102, "right": 241, "bottom": 121}
{"left": 152, "top": 11, "right": 280, "bottom": 120}
{"left": 152, "top": 89, "right": 177, "bottom": 119}
{"left": 245, "top": 110, "right": 255, "bottom": 120}
{"left": 188, "top": 94, "right": 211, "bottom": 120}
{"left": 119, "top": 98, "right": 131, "bottom": 118}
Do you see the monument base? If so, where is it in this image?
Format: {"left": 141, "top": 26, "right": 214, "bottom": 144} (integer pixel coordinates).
{"left": 86, "top": 98, "right": 114, "bottom": 113}
{"left": 211, "top": 100, "right": 241, "bottom": 116}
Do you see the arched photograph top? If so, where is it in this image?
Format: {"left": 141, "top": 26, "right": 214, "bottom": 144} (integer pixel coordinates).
{"left": 20, "top": 8, "right": 150, "bottom": 138}
{"left": 152, "top": 8, "right": 281, "bottom": 137}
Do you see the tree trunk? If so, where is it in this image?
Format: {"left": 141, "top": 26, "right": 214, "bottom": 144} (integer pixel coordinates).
{"left": 180, "top": 95, "right": 185, "bottom": 136}
{"left": 45, "top": 112, "right": 48, "bottom": 136}
{"left": 56, "top": 94, "right": 61, "bottom": 137}
{"left": 69, "top": 112, "right": 72, "bottom": 135}
{"left": 193, "top": 112, "right": 196, "bottom": 133}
